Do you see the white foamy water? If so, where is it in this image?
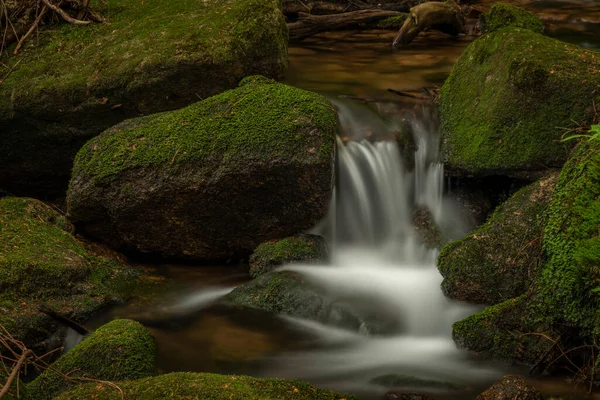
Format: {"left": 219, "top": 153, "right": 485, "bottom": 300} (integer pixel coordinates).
{"left": 264, "top": 105, "right": 496, "bottom": 391}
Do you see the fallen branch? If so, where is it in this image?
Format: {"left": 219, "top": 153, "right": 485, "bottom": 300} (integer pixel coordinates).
{"left": 14, "top": 6, "right": 47, "bottom": 54}
{"left": 37, "top": 305, "right": 92, "bottom": 335}
{"left": 40, "top": 0, "right": 91, "bottom": 25}
{"left": 288, "top": 9, "right": 403, "bottom": 41}
{"left": 392, "top": 1, "right": 465, "bottom": 47}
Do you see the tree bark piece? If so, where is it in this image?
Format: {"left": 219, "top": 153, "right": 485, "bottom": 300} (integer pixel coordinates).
{"left": 288, "top": 9, "right": 403, "bottom": 41}
{"left": 392, "top": 1, "right": 465, "bottom": 47}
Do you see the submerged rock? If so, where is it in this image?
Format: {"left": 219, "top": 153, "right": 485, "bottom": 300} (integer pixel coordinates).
{"left": 222, "top": 271, "right": 366, "bottom": 331}
{"left": 27, "top": 319, "right": 155, "bottom": 400}
{"left": 440, "top": 25, "right": 600, "bottom": 179}
{"left": 0, "top": 0, "right": 288, "bottom": 198}
{"left": 476, "top": 375, "right": 543, "bottom": 400}
{"left": 55, "top": 372, "right": 358, "bottom": 400}
{"left": 480, "top": 3, "right": 544, "bottom": 34}
{"left": 250, "top": 234, "right": 328, "bottom": 278}
{"left": 0, "top": 197, "right": 149, "bottom": 351}
{"left": 67, "top": 78, "right": 337, "bottom": 261}
{"left": 438, "top": 173, "right": 558, "bottom": 305}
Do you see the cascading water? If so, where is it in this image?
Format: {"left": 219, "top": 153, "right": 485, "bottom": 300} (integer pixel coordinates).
{"left": 258, "top": 101, "right": 500, "bottom": 397}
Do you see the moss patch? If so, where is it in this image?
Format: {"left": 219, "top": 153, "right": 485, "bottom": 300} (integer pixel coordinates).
{"left": 534, "top": 139, "right": 600, "bottom": 337}
{"left": 55, "top": 372, "right": 358, "bottom": 400}
{"left": 70, "top": 77, "right": 336, "bottom": 184}
{"left": 0, "top": 0, "right": 287, "bottom": 198}
{"left": 0, "top": 197, "right": 156, "bottom": 349}
{"left": 438, "top": 173, "right": 558, "bottom": 305}
{"left": 440, "top": 28, "right": 600, "bottom": 178}
{"left": 27, "top": 319, "right": 156, "bottom": 400}
{"left": 480, "top": 3, "right": 544, "bottom": 34}
{"left": 249, "top": 234, "right": 328, "bottom": 278}
{"left": 452, "top": 296, "right": 551, "bottom": 364}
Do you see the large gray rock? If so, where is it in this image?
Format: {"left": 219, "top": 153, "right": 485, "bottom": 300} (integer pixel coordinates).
{"left": 67, "top": 78, "right": 337, "bottom": 261}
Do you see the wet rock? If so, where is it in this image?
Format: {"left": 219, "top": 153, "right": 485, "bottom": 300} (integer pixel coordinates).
{"left": 480, "top": 3, "right": 545, "bottom": 34}
{"left": 67, "top": 78, "right": 337, "bottom": 261}
{"left": 412, "top": 208, "right": 446, "bottom": 248}
{"left": 250, "top": 234, "right": 328, "bottom": 278}
{"left": 55, "top": 372, "right": 358, "bottom": 400}
{"left": 0, "top": 0, "right": 287, "bottom": 198}
{"left": 440, "top": 24, "right": 600, "bottom": 179}
{"left": 27, "top": 319, "right": 156, "bottom": 400}
{"left": 447, "top": 184, "right": 494, "bottom": 228}
{"left": 438, "top": 173, "right": 558, "bottom": 305}
{"left": 452, "top": 296, "right": 551, "bottom": 364}
{"left": 476, "top": 375, "right": 543, "bottom": 400}
{"left": 0, "top": 197, "right": 149, "bottom": 351}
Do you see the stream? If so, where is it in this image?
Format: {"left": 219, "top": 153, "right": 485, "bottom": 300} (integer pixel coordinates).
{"left": 71, "top": 7, "right": 600, "bottom": 400}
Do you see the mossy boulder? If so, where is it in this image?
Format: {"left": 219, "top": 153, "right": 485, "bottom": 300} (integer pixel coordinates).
{"left": 440, "top": 27, "right": 600, "bottom": 179}
{"left": 0, "top": 0, "right": 287, "bottom": 199}
{"left": 0, "top": 197, "right": 149, "bottom": 351}
{"left": 55, "top": 372, "right": 358, "bottom": 400}
{"left": 476, "top": 375, "right": 543, "bottom": 400}
{"left": 452, "top": 296, "right": 550, "bottom": 364}
{"left": 480, "top": 3, "right": 544, "bottom": 34}
{"left": 249, "top": 234, "right": 328, "bottom": 278}
{"left": 27, "top": 319, "right": 156, "bottom": 400}
{"left": 438, "top": 173, "right": 558, "bottom": 305}
{"left": 533, "top": 139, "right": 600, "bottom": 337}
{"left": 67, "top": 78, "right": 337, "bottom": 261}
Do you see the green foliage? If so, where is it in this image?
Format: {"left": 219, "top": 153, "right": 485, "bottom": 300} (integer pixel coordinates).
{"left": 561, "top": 124, "right": 600, "bottom": 142}
{"left": 54, "top": 372, "right": 358, "bottom": 400}
{"left": 440, "top": 28, "right": 600, "bottom": 177}
{"left": 27, "top": 319, "right": 156, "bottom": 400}
{"left": 70, "top": 78, "right": 337, "bottom": 184}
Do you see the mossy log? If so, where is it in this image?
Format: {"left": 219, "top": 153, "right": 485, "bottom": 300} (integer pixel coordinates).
{"left": 392, "top": 1, "right": 465, "bottom": 47}
{"left": 288, "top": 9, "right": 404, "bottom": 40}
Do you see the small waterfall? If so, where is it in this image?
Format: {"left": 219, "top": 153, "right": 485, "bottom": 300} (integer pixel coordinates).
{"left": 272, "top": 102, "right": 495, "bottom": 391}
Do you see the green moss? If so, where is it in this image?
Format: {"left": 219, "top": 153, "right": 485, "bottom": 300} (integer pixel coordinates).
{"left": 71, "top": 78, "right": 337, "bottom": 184}
{"left": 438, "top": 173, "right": 557, "bottom": 305}
{"left": 374, "top": 14, "right": 409, "bottom": 30}
{"left": 440, "top": 28, "right": 600, "bottom": 177}
{"left": 452, "top": 296, "right": 551, "bottom": 364}
{"left": 249, "top": 234, "right": 328, "bottom": 278}
{"left": 55, "top": 372, "right": 358, "bottom": 400}
{"left": 534, "top": 139, "right": 600, "bottom": 336}
{"left": 480, "top": 3, "right": 544, "bottom": 34}
{"left": 0, "top": 0, "right": 287, "bottom": 120}
{"left": 0, "top": 197, "right": 151, "bottom": 348}
{"left": 27, "top": 319, "right": 156, "bottom": 400}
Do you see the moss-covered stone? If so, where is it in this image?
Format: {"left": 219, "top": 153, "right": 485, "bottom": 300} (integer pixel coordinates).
{"left": 480, "top": 3, "right": 544, "bottom": 34}
{"left": 27, "top": 319, "right": 155, "bottom": 400}
{"left": 249, "top": 234, "right": 328, "bottom": 278}
{"left": 440, "top": 28, "right": 600, "bottom": 178}
{"left": 0, "top": 0, "right": 288, "bottom": 198}
{"left": 438, "top": 173, "right": 558, "bottom": 305}
{"left": 0, "top": 197, "right": 152, "bottom": 350}
{"left": 452, "top": 296, "right": 550, "bottom": 364}
{"left": 533, "top": 139, "right": 600, "bottom": 337}
{"left": 54, "top": 372, "right": 358, "bottom": 400}
{"left": 67, "top": 78, "right": 337, "bottom": 261}
{"left": 221, "top": 271, "right": 393, "bottom": 332}
{"left": 476, "top": 375, "right": 543, "bottom": 400}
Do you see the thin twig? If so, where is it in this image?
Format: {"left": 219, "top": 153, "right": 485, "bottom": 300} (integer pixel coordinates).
{"left": 0, "top": 349, "right": 32, "bottom": 399}
{"left": 41, "top": 0, "right": 92, "bottom": 25}
{"left": 14, "top": 6, "right": 46, "bottom": 54}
